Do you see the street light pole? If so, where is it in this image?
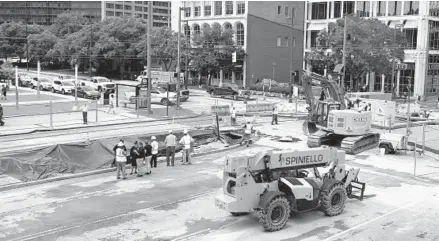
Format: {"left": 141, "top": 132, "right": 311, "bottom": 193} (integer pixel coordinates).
{"left": 288, "top": 15, "right": 294, "bottom": 103}
{"left": 147, "top": 1, "right": 153, "bottom": 114}
{"left": 341, "top": 15, "right": 347, "bottom": 90}
{"left": 89, "top": 23, "right": 93, "bottom": 77}
{"left": 391, "top": 27, "right": 396, "bottom": 98}
{"left": 176, "top": 7, "right": 182, "bottom": 109}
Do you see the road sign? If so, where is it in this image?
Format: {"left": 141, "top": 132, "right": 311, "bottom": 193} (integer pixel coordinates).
{"left": 232, "top": 52, "right": 237, "bottom": 63}
{"left": 395, "top": 63, "right": 407, "bottom": 70}
{"left": 429, "top": 63, "right": 439, "bottom": 70}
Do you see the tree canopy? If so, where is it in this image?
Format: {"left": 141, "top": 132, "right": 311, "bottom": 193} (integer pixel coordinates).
{"left": 306, "top": 15, "right": 407, "bottom": 80}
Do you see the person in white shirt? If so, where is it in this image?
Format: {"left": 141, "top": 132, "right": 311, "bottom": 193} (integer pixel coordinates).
{"left": 107, "top": 94, "right": 115, "bottom": 114}
{"left": 114, "top": 140, "right": 127, "bottom": 180}
{"left": 150, "top": 136, "right": 159, "bottom": 168}
{"left": 271, "top": 106, "right": 278, "bottom": 125}
{"left": 165, "top": 130, "right": 177, "bottom": 166}
{"left": 243, "top": 120, "right": 253, "bottom": 147}
{"left": 230, "top": 107, "right": 237, "bottom": 126}
{"left": 179, "top": 129, "right": 194, "bottom": 165}
{"left": 82, "top": 102, "right": 89, "bottom": 125}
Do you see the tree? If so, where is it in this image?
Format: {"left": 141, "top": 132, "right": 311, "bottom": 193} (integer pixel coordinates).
{"left": 27, "top": 31, "right": 59, "bottom": 62}
{"left": 190, "top": 26, "right": 246, "bottom": 85}
{"left": 136, "top": 27, "right": 183, "bottom": 71}
{"left": 306, "top": 15, "right": 407, "bottom": 88}
{"left": 49, "top": 12, "right": 89, "bottom": 38}
{"left": 0, "top": 22, "right": 44, "bottom": 61}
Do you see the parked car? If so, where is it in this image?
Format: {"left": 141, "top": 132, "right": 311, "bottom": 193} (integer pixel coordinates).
{"left": 125, "top": 87, "right": 178, "bottom": 106}
{"left": 31, "top": 77, "right": 53, "bottom": 91}
{"left": 51, "top": 79, "right": 76, "bottom": 94}
{"left": 80, "top": 76, "right": 115, "bottom": 93}
{"left": 18, "top": 74, "right": 33, "bottom": 87}
{"left": 157, "top": 84, "right": 190, "bottom": 102}
{"left": 71, "top": 86, "right": 101, "bottom": 99}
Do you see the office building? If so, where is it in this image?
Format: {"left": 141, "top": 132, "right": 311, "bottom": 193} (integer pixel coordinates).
{"left": 171, "top": 1, "right": 305, "bottom": 87}
{"left": 304, "top": 1, "right": 439, "bottom": 98}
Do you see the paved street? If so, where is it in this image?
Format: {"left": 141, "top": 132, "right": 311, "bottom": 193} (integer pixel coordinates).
{"left": 1, "top": 135, "right": 439, "bottom": 241}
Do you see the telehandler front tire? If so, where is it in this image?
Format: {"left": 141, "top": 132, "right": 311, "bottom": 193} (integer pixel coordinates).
{"left": 258, "top": 196, "right": 290, "bottom": 232}
{"left": 320, "top": 182, "right": 347, "bottom": 216}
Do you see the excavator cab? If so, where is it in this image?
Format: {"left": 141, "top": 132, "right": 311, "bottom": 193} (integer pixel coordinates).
{"left": 305, "top": 100, "right": 342, "bottom": 135}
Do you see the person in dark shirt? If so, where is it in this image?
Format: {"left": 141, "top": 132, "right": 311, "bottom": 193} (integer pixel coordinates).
{"left": 144, "top": 141, "right": 152, "bottom": 174}
{"left": 130, "top": 141, "right": 140, "bottom": 175}
{"left": 137, "top": 142, "right": 146, "bottom": 177}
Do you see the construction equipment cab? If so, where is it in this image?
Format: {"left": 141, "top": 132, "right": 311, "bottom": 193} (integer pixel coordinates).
{"left": 302, "top": 71, "right": 380, "bottom": 154}
{"left": 215, "top": 147, "right": 365, "bottom": 232}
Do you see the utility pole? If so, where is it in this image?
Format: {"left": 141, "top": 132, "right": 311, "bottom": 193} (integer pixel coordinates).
{"left": 341, "top": 15, "right": 347, "bottom": 90}
{"left": 147, "top": 1, "right": 153, "bottom": 114}
{"left": 75, "top": 64, "right": 78, "bottom": 103}
{"left": 89, "top": 23, "right": 93, "bottom": 77}
{"left": 15, "top": 66, "right": 19, "bottom": 110}
{"left": 176, "top": 7, "right": 182, "bottom": 109}
{"left": 406, "top": 77, "right": 412, "bottom": 138}
{"left": 26, "top": 23, "right": 29, "bottom": 71}
{"left": 289, "top": 14, "right": 294, "bottom": 103}
{"left": 185, "top": 33, "right": 189, "bottom": 88}
{"left": 391, "top": 27, "right": 396, "bottom": 99}
{"left": 37, "top": 60, "right": 40, "bottom": 98}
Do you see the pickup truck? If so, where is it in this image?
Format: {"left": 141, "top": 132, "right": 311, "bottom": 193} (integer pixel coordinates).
{"left": 80, "top": 76, "right": 115, "bottom": 93}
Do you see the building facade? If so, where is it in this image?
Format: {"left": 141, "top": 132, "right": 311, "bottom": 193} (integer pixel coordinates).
{"left": 171, "top": 1, "right": 305, "bottom": 87}
{"left": 304, "top": 1, "right": 439, "bottom": 98}
{"left": 0, "top": 1, "right": 171, "bottom": 27}
{"left": 102, "top": 1, "right": 171, "bottom": 27}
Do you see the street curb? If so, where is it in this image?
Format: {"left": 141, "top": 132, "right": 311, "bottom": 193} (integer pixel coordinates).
{"left": 0, "top": 114, "right": 203, "bottom": 137}
{"left": 0, "top": 143, "right": 242, "bottom": 192}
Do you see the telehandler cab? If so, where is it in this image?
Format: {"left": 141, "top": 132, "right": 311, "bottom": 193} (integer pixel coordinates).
{"left": 215, "top": 147, "right": 365, "bottom": 231}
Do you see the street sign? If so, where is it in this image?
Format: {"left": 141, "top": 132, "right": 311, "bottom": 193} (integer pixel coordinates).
{"left": 429, "top": 63, "right": 439, "bottom": 70}
{"left": 232, "top": 52, "right": 237, "bottom": 63}
{"left": 395, "top": 63, "right": 407, "bottom": 70}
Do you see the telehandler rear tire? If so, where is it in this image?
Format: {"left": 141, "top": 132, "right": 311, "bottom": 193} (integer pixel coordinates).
{"left": 320, "top": 182, "right": 347, "bottom": 216}
{"left": 258, "top": 196, "right": 290, "bottom": 232}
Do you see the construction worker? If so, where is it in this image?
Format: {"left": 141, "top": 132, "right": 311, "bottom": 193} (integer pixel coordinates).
{"left": 165, "top": 130, "right": 177, "bottom": 166}
{"left": 180, "top": 129, "right": 194, "bottom": 165}
{"left": 271, "top": 106, "right": 278, "bottom": 125}
{"left": 231, "top": 107, "right": 237, "bottom": 126}
{"left": 319, "top": 89, "right": 325, "bottom": 101}
{"left": 0, "top": 104, "right": 4, "bottom": 126}
{"left": 243, "top": 120, "right": 253, "bottom": 147}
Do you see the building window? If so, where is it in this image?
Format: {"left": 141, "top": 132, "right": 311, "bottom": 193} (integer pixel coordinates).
{"left": 184, "top": 7, "right": 191, "bottom": 17}
{"left": 214, "top": 1, "right": 222, "bottom": 15}
{"left": 356, "top": 1, "right": 370, "bottom": 17}
{"left": 106, "top": 3, "right": 114, "bottom": 8}
{"left": 106, "top": 11, "right": 114, "bottom": 16}
{"left": 224, "top": 22, "right": 232, "bottom": 30}
{"left": 311, "top": 2, "right": 327, "bottom": 20}
{"left": 135, "top": 13, "right": 142, "bottom": 18}
{"left": 116, "top": 12, "right": 123, "bottom": 16}
{"left": 154, "top": 8, "right": 168, "bottom": 14}
{"left": 310, "top": 31, "right": 318, "bottom": 48}
{"left": 115, "top": 4, "right": 122, "bottom": 9}
{"left": 135, "top": 1, "right": 143, "bottom": 4}
{"left": 277, "top": 6, "right": 282, "bottom": 14}
{"left": 124, "top": 5, "right": 132, "bottom": 10}
{"left": 237, "top": 1, "right": 245, "bottom": 14}
{"left": 225, "top": 1, "right": 233, "bottom": 15}
{"left": 153, "top": 1, "right": 168, "bottom": 7}
{"left": 404, "top": 1, "right": 419, "bottom": 15}
{"left": 194, "top": 24, "right": 201, "bottom": 35}
{"left": 205, "top": 4, "right": 212, "bottom": 16}
{"left": 334, "top": 1, "right": 341, "bottom": 18}
{"left": 430, "top": 1, "right": 439, "bottom": 17}
{"left": 277, "top": 37, "right": 282, "bottom": 46}
{"left": 430, "top": 21, "right": 439, "bottom": 50}
{"left": 125, "top": 12, "right": 132, "bottom": 16}
{"left": 284, "top": 37, "right": 289, "bottom": 47}
{"left": 184, "top": 25, "right": 191, "bottom": 39}
{"left": 377, "top": 1, "right": 386, "bottom": 16}
{"left": 135, "top": 6, "right": 142, "bottom": 11}
{"left": 194, "top": 6, "right": 201, "bottom": 16}
{"left": 236, "top": 22, "right": 244, "bottom": 46}
{"left": 285, "top": 6, "right": 289, "bottom": 16}
{"left": 144, "top": 7, "right": 148, "bottom": 11}
{"left": 343, "top": 1, "right": 355, "bottom": 15}
{"left": 404, "top": 28, "right": 418, "bottom": 49}
{"left": 388, "top": 1, "right": 402, "bottom": 16}
{"left": 143, "top": 14, "right": 148, "bottom": 19}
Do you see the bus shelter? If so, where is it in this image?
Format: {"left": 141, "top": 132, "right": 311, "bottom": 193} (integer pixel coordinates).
{"left": 115, "top": 81, "right": 149, "bottom": 109}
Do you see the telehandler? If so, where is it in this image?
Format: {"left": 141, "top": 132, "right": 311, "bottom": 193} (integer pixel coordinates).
{"left": 215, "top": 146, "right": 365, "bottom": 231}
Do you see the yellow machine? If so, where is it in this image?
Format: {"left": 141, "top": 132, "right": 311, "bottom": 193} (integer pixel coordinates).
{"left": 302, "top": 72, "right": 380, "bottom": 154}
{"left": 215, "top": 147, "right": 365, "bottom": 232}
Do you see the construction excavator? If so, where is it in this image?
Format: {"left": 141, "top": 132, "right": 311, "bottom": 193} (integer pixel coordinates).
{"left": 301, "top": 71, "right": 380, "bottom": 154}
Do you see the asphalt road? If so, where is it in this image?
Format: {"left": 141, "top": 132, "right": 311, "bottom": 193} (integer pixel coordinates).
{"left": 1, "top": 144, "right": 438, "bottom": 241}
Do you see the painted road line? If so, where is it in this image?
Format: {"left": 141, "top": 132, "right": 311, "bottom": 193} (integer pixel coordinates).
{"left": 9, "top": 190, "right": 218, "bottom": 241}
{"left": 173, "top": 219, "right": 243, "bottom": 241}
{"left": 323, "top": 198, "right": 426, "bottom": 241}
{"left": 0, "top": 99, "right": 76, "bottom": 107}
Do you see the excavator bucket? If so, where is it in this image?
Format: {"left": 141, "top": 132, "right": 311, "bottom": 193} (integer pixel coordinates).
{"left": 302, "top": 121, "right": 319, "bottom": 136}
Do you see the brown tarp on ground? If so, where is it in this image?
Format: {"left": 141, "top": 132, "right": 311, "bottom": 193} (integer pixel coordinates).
{"left": 0, "top": 129, "right": 227, "bottom": 182}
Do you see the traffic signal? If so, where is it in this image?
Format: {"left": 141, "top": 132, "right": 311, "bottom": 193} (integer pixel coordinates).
{"left": 232, "top": 52, "right": 237, "bottom": 63}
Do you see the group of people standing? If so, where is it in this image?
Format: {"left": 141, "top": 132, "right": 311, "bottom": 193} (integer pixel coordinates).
{"left": 112, "top": 129, "right": 195, "bottom": 180}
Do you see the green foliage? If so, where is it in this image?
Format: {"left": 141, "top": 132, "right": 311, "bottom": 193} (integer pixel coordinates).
{"left": 249, "top": 84, "right": 291, "bottom": 94}
{"left": 306, "top": 15, "right": 407, "bottom": 78}
{"left": 0, "top": 60, "right": 15, "bottom": 79}
{"left": 0, "top": 22, "right": 44, "bottom": 60}
{"left": 27, "top": 31, "right": 59, "bottom": 61}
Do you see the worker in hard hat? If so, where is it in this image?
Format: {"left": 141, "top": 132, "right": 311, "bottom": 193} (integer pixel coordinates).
{"left": 150, "top": 136, "right": 159, "bottom": 168}
{"left": 243, "top": 120, "right": 253, "bottom": 147}
{"left": 179, "top": 129, "right": 194, "bottom": 165}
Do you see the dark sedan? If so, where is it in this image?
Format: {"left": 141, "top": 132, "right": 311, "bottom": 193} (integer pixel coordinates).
{"left": 71, "top": 86, "right": 101, "bottom": 99}
{"left": 207, "top": 86, "right": 239, "bottom": 99}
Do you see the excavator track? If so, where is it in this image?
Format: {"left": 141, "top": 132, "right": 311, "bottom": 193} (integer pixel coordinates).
{"left": 340, "top": 133, "right": 381, "bottom": 155}
{"left": 307, "top": 130, "right": 341, "bottom": 148}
